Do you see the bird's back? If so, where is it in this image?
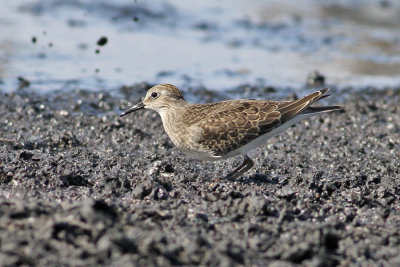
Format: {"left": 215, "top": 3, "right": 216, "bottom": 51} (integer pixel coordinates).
{"left": 180, "top": 89, "right": 341, "bottom": 158}
{"left": 161, "top": 88, "right": 342, "bottom": 159}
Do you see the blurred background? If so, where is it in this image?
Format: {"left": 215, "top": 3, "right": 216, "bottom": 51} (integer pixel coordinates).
{"left": 1, "top": 0, "right": 400, "bottom": 95}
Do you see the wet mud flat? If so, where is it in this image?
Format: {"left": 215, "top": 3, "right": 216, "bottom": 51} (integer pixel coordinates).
{"left": 0, "top": 86, "right": 399, "bottom": 266}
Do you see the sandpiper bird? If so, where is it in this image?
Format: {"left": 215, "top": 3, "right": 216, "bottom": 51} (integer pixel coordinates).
{"left": 120, "top": 84, "right": 344, "bottom": 179}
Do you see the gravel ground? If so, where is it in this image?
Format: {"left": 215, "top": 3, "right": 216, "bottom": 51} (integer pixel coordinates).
{"left": 0, "top": 85, "right": 399, "bottom": 266}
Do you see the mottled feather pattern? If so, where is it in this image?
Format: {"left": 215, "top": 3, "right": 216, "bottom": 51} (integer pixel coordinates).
{"left": 186, "top": 101, "right": 281, "bottom": 156}
{"left": 179, "top": 89, "right": 329, "bottom": 156}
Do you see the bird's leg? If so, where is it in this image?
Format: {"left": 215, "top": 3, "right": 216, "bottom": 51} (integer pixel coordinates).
{"left": 225, "top": 155, "right": 254, "bottom": 180}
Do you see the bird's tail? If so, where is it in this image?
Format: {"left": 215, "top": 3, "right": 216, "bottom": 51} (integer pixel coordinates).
{"left": 302, "top": 105, "right": 344, "bottom": 115}
{"left": 279, "top": 88, "right": 344, "bottom": 121}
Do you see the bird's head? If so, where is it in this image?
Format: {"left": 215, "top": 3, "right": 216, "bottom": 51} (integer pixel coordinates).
{"left": 120, "top": 84, "right": 186, "bottom": 116}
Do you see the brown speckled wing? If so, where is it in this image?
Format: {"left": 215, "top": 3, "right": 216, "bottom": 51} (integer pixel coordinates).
{"left": 192, "top": 100, "right": 281, "bottom": 156}
{"left": 188, "top": 88, "right": 331, "bottom": 156}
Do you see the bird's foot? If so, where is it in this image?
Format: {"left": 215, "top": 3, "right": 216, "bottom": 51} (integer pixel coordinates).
{"left": 224, "top": 155, "right": 254, "bottom": 180}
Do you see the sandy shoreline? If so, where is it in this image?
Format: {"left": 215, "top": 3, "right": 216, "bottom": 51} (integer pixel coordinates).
{"left": 0, "top": 86, "right": 399, "bottom": 266}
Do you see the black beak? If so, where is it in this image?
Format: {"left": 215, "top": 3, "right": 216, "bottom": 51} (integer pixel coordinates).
{"left": 120, "top": 102, "right": 145, "bottom": 117}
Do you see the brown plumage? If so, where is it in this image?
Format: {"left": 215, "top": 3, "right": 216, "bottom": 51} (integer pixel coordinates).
{"left": 120, "top": 84, "right": 344, "bottom": 179}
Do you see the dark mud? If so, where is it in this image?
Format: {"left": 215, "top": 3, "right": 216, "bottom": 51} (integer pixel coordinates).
{"left": 0, "top": 86, "right": 400, "bottom": 266}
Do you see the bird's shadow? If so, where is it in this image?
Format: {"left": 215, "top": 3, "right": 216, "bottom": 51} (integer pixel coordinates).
{"left": 238, "top": 173, "right": 280, "bottom": 185}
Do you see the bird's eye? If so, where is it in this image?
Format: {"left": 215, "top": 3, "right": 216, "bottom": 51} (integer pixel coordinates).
{"left": 151, "top": 92, "right": 159, "bottom": 98}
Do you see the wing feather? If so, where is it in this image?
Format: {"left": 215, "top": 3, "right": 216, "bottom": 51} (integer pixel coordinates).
{"left": 187, "top": 88, "right": 334, "bottom": 156}
{"left": 193, "top": 101, "right": 281, "bottom": 156}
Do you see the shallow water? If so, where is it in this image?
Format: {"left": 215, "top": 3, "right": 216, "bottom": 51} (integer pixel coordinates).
{"left": 1, "top": 0, "right": 400, "bottom": 94}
